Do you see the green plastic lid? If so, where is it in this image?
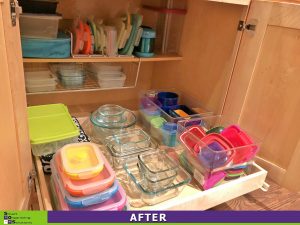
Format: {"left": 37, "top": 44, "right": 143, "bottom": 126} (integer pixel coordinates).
{"left": 28, "top": 104, "right": 79, "bottom": 145}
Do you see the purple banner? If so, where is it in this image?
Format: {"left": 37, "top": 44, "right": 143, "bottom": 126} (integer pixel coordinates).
{"left": 48, "top": 211, "right": 300, "bottom": 223}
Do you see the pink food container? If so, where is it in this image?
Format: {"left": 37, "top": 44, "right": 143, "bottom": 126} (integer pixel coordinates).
{"left": 51, "top": 175, "right": 127, "bottom": 210}
{"left": 51, "top": 149, "right": 116, "bottom": 197}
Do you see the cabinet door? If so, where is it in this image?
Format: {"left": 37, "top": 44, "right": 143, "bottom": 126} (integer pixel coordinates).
{"left": 223, "top": 0, "right": 300, "bottom": 191}
{"left": 0, "top": 0, "right": 33, "bottom": 209}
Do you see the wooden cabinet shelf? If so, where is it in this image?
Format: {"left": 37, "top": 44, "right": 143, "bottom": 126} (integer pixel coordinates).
{"left": 23, "top": 54, "right": 183, "bottom": 63}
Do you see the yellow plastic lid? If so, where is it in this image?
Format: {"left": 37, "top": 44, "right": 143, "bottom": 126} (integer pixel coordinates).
{"left": 28, "top": 104, "right": 79, "bottom": 145}
{"left": 60, "top": 143, "right": 104, "bottom": 180}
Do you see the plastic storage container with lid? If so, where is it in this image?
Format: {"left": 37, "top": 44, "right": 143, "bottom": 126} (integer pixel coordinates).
{"left": 20, "top": 13, "right": 62, "bottom": 39}
{"left": 51, "top": 150, "right": 115, "bottom": 196}
{"left": 55, "top": 63, "right": 86, "bottom": 88}
{"left": 52, "top": 166, "right": 119, "bottom": 208}
{"left": 50, "top": 175, "right": 127, "bottom": 211}
{"left": 60, "top": 143, "right": 104, "bottom": 180}
{"left": 27, "top": 104, "right": 79, "bottom": 156}
{"left": 98, "top": 73, "right": 126, "bottom": 89}
{"left": 25, "top": 70, "right": 57, "bottom": 93}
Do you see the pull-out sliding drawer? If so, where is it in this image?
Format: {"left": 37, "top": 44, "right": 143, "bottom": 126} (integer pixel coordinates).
{"left": 34, "top": 154, "right": 267, "bottom": 210}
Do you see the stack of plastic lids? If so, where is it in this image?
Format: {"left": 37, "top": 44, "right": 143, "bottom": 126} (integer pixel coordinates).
{"left": 25, "top": 70, "right": 57, "bottom": 93}
{"left": 50, "top": 142, "right": 127, "bottom": 210}
{"left": 87, "top": 63, "right": 126, "bottom": 88}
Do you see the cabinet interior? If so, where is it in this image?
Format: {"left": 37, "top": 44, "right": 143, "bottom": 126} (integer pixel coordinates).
{"left": 24, "top": 0, "right": 246, "bottom": 118}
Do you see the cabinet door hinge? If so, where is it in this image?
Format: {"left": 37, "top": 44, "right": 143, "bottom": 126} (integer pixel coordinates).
{"left": 10, "top": 0, "right": 22, "bottom": 26}
{"left": 237, "top": 20, "right": 257, "bottom": 31}
{"left": 27, "top": 169, "right": 37, "bottom": 193}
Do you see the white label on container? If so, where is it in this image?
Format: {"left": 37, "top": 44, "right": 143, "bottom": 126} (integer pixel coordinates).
{"left": 194, "top": 169, "right": 205, "bottom": 185}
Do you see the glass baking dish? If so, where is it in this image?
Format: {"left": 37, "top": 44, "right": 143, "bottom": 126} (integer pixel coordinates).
{"left": 138, "top": 151, "right": 178, "bottom": 183}
{"left": 105, "top": 144, "right": 158, "bottom": 170}
{"left": 177, "top": 115, "right": 261, "bottom": 174}
{"left": 105, "top": 129, "right": 151, "bottom": 154}
{"left": 123, "top": 162, "right": 191, "bottom": 206}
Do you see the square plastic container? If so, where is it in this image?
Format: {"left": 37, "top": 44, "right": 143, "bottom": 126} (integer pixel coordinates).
{"left": 123, "top": 162, "right": 191, "bottom": 206}
{"left": 177, "top": 115, "right": 260, "bottom": 174}
{"left": 20, "top": 13, "right": 62, "bottom": 39}
{"left": 52, "top": 166, "right": 119, "bottom": 208}
{"left": 25, "top": 70, "right": 57, "bottom": 93}
{"left": 51, "top": 150, "right": 116, "bottom": 197}
{"left": 105, "top": 129, "right": 151, "bottom": 155}
{"left": 50, "top": 175, "right": 127, "bottom": 211}
{"left": 60, "top": 143, "right": 104, "bottom": 180}
{"left": 138, "top": 151, "right": 178, "bottom": 182}
{"left": 27, "top": 104, "right": 79, "bottom": 156}
{"left": 98, "top": 73, "right": 126, "bottom": 89}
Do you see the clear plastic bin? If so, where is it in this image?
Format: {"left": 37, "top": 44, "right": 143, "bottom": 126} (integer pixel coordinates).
{"left": 122, "top": 161, "right": 191, "bottom": 206}
{"left": 139, "top": 89, "right": 212, "bottom": 146}
{"left": 177, "top": 115, "right": 261, "bottom": 174}
{"left": 25, "top": 70, "right": 57, "bottom": 93}
{"left": 20, "top": 13, "right": 62, "bottom": 39}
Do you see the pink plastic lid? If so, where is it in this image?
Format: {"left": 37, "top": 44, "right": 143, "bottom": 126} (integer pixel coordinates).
{"left": 51, "top": 150, "right": 116, "bottom": 197}
{"left": 52, "top": 174, "right": 127, "bottom": 211}
{"left": 180, "top": 126, "right": 206, "bottom": 155}
{"left": 203, "top": 171, "right": 226, "bottom": 190}
{"left": 221, "top": 125, "right": 258, "bottom": 164}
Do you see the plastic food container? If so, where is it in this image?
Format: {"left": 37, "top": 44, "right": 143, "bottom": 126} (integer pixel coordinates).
{"left": 90, "top": 105, "right": 136, "bottom": 143}
{"left": 135, "top": 27, "right": 156, "bottom": 58}
{"left": 123, "top": 162, "right": 191, "bottom": 206}
{"left": 50, "top": 176, "right": 127, "bottom": 211}
{"left": 138, "top": 151, "right": 178, "bottom": 190}
{"left": 27, "top": 104, "right": 79, "bottom": 156}
{"left": 25, "top": 70, "right": 57, "bottom": 93}
{"left": 19, "top": 0, "right": 58, "bottom": 14}
{"left": 51, "top": 150, "right": 115, "bottom": 197}
{"left": 177, "top": 115, "right": 260, "bottom": 173}
{"left": 55, "top": 63, "right": 86, "bottom": 88}
{"left": 52, "top": 167, "right": 119, "bottom": 208}
{"left": 60, "top": 143, "right": 104, "bottom": 180}
{"left": 20, "top": 13, "right": 62, "bottom": 39}
{"left": 98, "top": 73, "right": 126, "bottom": 88}
{"left": 105, "top": 129, "right": 151, "bottom": 154}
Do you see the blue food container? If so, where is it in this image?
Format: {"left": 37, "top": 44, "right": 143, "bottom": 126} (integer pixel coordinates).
{"left": 135, "top": 27, "right": 156, "bottom": 58}
{"left": 21, "top": 32, "right": 71, "bottom": 58}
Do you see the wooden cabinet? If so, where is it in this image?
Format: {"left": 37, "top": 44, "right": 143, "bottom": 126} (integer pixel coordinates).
{"left": 0, "top": 0, "right": 300, "bottom": 210}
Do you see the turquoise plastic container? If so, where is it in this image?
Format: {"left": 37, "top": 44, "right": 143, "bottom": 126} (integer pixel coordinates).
{"left": 21, "top": 32, "right": 71, "bottom": 58}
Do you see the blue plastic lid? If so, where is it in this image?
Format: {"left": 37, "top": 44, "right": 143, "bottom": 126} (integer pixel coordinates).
{"left": 142, "top": 28, "right": 156, "bottom": 38}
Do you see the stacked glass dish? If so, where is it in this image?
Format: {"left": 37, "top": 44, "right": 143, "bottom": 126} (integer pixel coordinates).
{"left": 177, "top": 115, "right": 260, "bottom": 190}
{"left": 50, "top": 142, "right": 127, "bottom": 210}
{"left": 105, "top": 128, "right": 158, "bottom": 169}
{"left": 122, "top": 151, "right": 191, "bottom": 206}
{"left": 89, "top": 104, "right": 137, "bottom": 144}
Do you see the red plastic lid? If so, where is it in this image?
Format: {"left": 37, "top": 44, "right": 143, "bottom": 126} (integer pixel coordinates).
{"left": 221, "top": 125, "right": 258, "bottom": 164}
{"left": 179, "top": 126, "right": 206, "bottom": 155}
{"left": 72, "top": 19, "right": 85, "bottom": 54}
{"left": 81, "top": 23, "right": 92, "bottom": 54}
